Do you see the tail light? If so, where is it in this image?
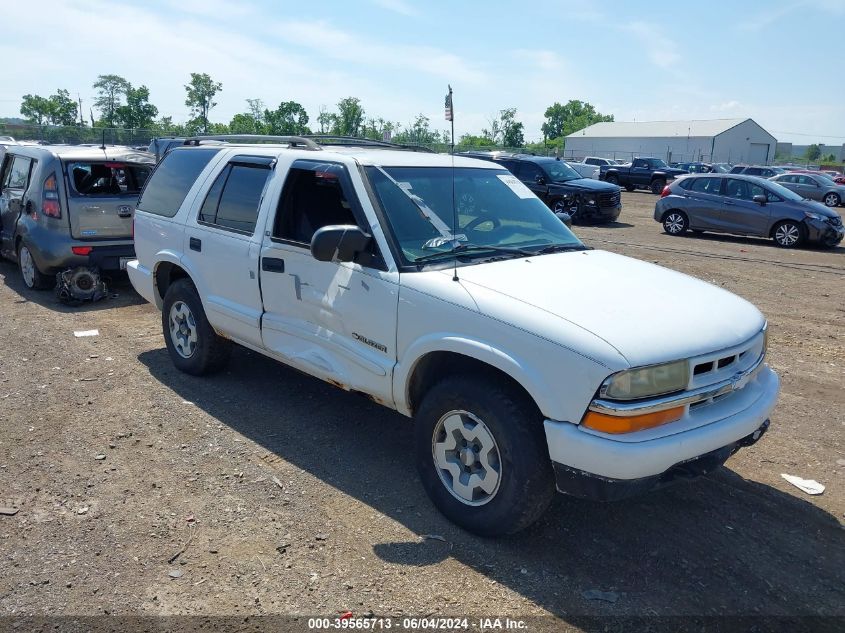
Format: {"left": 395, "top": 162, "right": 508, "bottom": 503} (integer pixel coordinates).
{"left": 42, "top": 173, "right": 61, "bottom": 218}
{"left": 661, "top": 185, "right": 672, "bottom": 198}
{"left": 72, "top": 246, "right": 93, "bottom": 256}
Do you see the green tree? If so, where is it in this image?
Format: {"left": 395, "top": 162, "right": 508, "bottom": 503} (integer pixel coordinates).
{"left": 93, "top": 74, "right": 131, "bottom": 127}
{"left": 331, "top": 97, "right": 364, "bottom": 136}
{"left": 47, "top": 89, "right": 79, "bottom": 126}
{"left": 805, "top": 144, "right": 822, "bottom": 162}
{"left": 264, "top": 101, "right": 310, "bottom": 135}
{"left": 500, "top": 108, "right": 524, "bottom": 147}
{"left": 114, "top": 84, "right": 158, "bottom": 129}
{"left": 184, "top": 73, "right": 222, "bottom": 133}
{"left": 457, "top": 134, "right": 496, "bottom": 148}
{"left": 228, "top": 112, "right": 263, "bottom": 134}
{"left": 20, "top": 94, "right": 52, "bottom": 125}
{"left": 393, "top": 114, "right": 442, "bottom": 145}
{"left": 541, "top": 100, "right": 614, "bottom": 141}
{"left": 317, "top": 106, "right": 335, "bottom": 134}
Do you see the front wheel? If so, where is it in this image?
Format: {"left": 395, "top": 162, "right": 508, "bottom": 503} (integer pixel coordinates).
{"left": 772, "top": 221, "right": 804, "bottom": 248}
{"left": 553, "top": 199, "right": 577, "bottom": 222}
{"left": 414, "top": 375, "right": 555, "bottom": 536}
{"left": 663, "top": 211, "right": 689, "bottom": 235}
{"left": 18, "top": 244, "right": 51, "bottom": 290}
{"left": 624, "top": 184, "right": 635, "bottom": 192}
{"left": 823, "top": 192, "right": 840, "bottom": 207}
{"left": 162, "top": 278, "right": 231, "bottom": 375}
{"left": 605, "top": 174, "right": 619, "bottom": 186}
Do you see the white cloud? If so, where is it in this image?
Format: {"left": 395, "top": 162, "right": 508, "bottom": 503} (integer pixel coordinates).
{"left": 710, "top": 100, "right": 741, "bottom": 112}
{"left": 621, "top": 22, "right": 680, "bottom": 69}
{"left": 370, "top": 0, "right": 420, "bottom": 17}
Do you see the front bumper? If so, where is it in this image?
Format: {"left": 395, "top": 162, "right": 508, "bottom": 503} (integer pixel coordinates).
{"left": 553, "top": 420, "right": 769, "bottom": 501}
{"left": 543, "top": 365, "right": 779, "bottom": 490}
{"left": 578, "top": 203, "right": 622, "bottom": 222}
{"left": 805, "top": 218, "right": 844, "bottom": 246}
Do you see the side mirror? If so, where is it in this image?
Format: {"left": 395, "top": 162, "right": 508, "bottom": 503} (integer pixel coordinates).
{"left": 752, "top": 194, "right": 767, "bottom": 206}
{"left": 310, "top": 225, "right": 371, "bottom": 262}
{"left": 535, "top": 174, "right": 546, "bottom": 185}
{"left": 555, "top": 211, "right": 573, "bottom": 227}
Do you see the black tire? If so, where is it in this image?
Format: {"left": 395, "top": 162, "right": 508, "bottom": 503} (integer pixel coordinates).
{"left": 414, "top": 375, "right": 555, "bottom": 536}
{"left": 18, "top": 243, "right": 51, "bottom": 290}
{"left": 823, "top": 192, "right": 840, "bottom": 207}
{"left": 771, "top": 220, "right": 804, "bottom": 248}
{"left": 662, "top": 210, "right": 689, "bottom": 235}
{"left": 161, "top": 278, "right": 231, "bottom": 375}
{"left": 624, "top": 184, "right": 635, "bottom": 192}
{"left": 651, "top": 178, "right": 666, "bottom": 195}
{"left": 605, "top": 174, "right": 619, "bottom": 186}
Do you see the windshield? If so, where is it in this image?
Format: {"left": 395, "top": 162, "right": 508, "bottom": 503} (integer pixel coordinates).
{"left": 766, "top": 180, "right": 805, "bottom": 202}
{"left": 542, "top": 160, "right": 581, "bottom": 182}
{"left": 365, "top": 166, "right": 583, "bottom": 266}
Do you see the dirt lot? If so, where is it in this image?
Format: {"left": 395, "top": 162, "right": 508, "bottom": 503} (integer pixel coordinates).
{"left": 1, "top": 191, "right": 843, "bottom": 632}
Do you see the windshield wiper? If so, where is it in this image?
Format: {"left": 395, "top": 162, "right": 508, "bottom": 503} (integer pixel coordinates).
{"left": 534, "top": 243, "right": 590, "bottom": 254}
{"left": 414, "top": 243, "right": 536, "bottom": 264}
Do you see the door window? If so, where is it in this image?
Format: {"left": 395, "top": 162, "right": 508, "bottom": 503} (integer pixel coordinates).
{"left": 5, "top": 156, "right": 32, "bottom": 189}
{"left": 516, "top": 161, "right": 543, "bottom": 183}
{"left": 778, "top": 175, "right": 796, "bottom": 184}
{"left": 197, "top": 157, "right": 273, "bottom": 234}
{"left": 796, "top": 175, "right": 817, "bottom": 186}
{"left": 689, "top": 177, "right": 722, "bottom": 195}
{"left": 725, "top": 179, "right": 752, "bottom": 200}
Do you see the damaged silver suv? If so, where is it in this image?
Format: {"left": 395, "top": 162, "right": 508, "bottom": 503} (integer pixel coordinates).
{"left": 0, "top": 145, "right": 154, "bottom": 295}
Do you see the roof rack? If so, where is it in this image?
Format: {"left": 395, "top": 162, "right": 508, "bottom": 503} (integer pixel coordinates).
{"left": 305, "top": 135, "right": 435, "bottom": 153}
{"left": 183, "top": 135, "right": 321, "bottom": 150}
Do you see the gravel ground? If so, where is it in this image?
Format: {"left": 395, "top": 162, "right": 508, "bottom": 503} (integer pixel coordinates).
{"left": 0, "top": 191, "right": 843, "bottom": 632}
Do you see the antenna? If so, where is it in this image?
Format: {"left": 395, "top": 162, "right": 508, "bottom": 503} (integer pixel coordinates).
{"left": 446, "top": 85, "right": 458, "bottom": 282}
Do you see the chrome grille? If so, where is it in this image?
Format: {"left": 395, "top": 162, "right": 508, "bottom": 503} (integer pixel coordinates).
{"left": 598, "top": 192, "right": 621, "bottom": 208}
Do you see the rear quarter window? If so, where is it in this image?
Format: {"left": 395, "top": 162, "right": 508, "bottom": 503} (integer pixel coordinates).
{"left": 137, "top": 148, "right": 221, "bottom": 217}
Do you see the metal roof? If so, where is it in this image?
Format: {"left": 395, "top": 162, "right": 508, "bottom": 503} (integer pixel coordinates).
{"left": 566, "top": 118, "right": 752, "bottom": 139}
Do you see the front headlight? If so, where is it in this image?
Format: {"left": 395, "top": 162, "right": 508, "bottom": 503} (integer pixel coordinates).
{"left": 601, "top": 359, "right": 689, "bottom": 400}
{"left": 585, "top": 196, "right": 597, "bottom": 205}
{"left": 804, "top": 211, "right": 823, "bottom": 221}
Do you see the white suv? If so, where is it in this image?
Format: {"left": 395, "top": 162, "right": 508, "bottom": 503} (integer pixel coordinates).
{"left": 128, "top": 137, "right": 779, "bottom": 536}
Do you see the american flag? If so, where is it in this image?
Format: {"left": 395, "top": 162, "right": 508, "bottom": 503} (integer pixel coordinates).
{"left": 444, "top": 86, "right": 453, "bottom": 122}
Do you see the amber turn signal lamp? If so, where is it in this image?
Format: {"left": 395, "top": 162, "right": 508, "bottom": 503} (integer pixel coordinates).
{"left": 582, "top": 406, "right": 684, "bottom": 434}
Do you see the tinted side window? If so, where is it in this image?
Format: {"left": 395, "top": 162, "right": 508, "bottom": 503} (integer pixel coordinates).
{"left": 137, "top": 148, "right": 221, "bottom": 217}
{"left": 778, "top": 175, "right": 795, "bottom": 184}
{"left": 6, "top": 156, "right": 33, "bottom": 189}
{"left": 585, "top": 158, "right": 597, "bottom": 165}
{"left": 744, "top": 167, "right": 762, "bottom": 176}
{"left": 517, "top": 162, "right": 543, "bottom": 183}
{"left": 214, "top": 164, "right": 271, "bottom": 233}
{"left": 689, "top": 177, "right": 722, "bottom": 195}
{"left": 633, "top": 159, "right": 647, "bottom": 169}
{"left": 725, "top": 179, "right": 751, "bottom": 200}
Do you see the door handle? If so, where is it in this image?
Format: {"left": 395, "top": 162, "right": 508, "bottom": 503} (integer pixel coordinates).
{"left": 261, "top": 257, "right": 285, "bottom": 273}
{"left": 189, "top": 237, "right": 201, "bottom": 252}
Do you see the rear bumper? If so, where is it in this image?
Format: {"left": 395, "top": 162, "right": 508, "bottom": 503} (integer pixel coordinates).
{"left": 126, "top": 259, "right": 158, "bottom": 307}
{"left": 552, "top": 420, "right": 769, "bottom": 501}
{"left": 22, "top": 225, "right": 134, "bottom": 273}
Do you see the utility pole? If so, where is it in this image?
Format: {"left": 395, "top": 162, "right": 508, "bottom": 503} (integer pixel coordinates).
{"left": 77, "top": 94, "right": 84, "bottom": 126}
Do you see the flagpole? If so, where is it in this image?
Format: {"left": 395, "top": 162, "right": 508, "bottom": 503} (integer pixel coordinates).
{"left": 450, "top": 86, "right": 454, "bottom": 155}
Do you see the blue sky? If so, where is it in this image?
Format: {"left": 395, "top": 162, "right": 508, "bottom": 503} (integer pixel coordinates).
{"left": 2, "top": 0, "right": 844, "bottom": 145}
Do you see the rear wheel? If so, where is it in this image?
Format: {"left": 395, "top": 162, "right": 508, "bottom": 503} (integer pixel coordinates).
{"left": 162, "top": 278, "right": 231, "bottom": 375}
{"left": 414, "top": 375, "right": 555, "bottom": 536}
{"left": 823, "top": 192, "right": 840, "bottom": 207}
{"left": 651, "top": 178, "right": 666, "bottom": 195}
{"left": 772, "top": 220, "right": 803, "bottom": 248}
{"left": 663, "top": 211, "right": 688, "bottom": 235}
{"left": 18, "top": 244, "right": 50, "bottom": 290}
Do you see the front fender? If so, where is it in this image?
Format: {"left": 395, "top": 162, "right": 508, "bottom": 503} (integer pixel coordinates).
{"left": 393, "top": 332, "right": 608, "bottom": 423}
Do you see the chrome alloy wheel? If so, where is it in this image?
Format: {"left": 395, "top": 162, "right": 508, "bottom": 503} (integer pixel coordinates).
{"left": 432, "top": 410, "right": 502, "bottom": 506}
{"left": 19, "top": 246, "right": 36, "bottom": 288}
{"left": 823, "top": 193, "right": 839, "bottom": 207}
{"left": 168, "top": 301, "right": 198, "bottom": 359}
{"left": 664, "top": 212, "right": 685, "bottom": 234}
{"left": 774, "top": 223, "right": 800, "bottom": 246}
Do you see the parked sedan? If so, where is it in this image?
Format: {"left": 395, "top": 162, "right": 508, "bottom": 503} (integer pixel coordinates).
{"left": 654, "top": 174, "right": 843, "bottom": 248}
{"left": 770, "top": 172, "right": 845, "bottom": 207}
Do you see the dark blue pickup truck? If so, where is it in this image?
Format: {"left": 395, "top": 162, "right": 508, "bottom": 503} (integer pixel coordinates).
{"left": 600, "top": 157, "right": 688, "bottom": 194}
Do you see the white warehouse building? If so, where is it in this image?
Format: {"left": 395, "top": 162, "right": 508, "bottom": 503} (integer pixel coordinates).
{"left": 564, "top": 118, "right": 778, "bottom": 165}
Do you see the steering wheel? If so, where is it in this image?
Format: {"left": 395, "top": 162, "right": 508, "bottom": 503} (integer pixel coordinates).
{"left": 465, "top": 214, "right": 501, "bottom": 232}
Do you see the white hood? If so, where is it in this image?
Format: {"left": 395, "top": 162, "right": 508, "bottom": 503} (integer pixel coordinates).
{"left": 449, "top": 249, "right": 765, "bottom": 367}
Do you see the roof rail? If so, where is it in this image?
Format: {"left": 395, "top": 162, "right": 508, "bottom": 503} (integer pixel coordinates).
{"left": 183, "top": 135, "right": 321, "bottom": 150}
{"left": 305, "top": 135, "right": 435, "bottom": 153}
